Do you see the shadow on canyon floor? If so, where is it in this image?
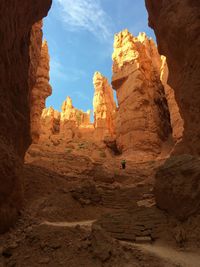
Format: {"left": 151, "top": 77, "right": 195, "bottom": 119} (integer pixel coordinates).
{"left": 0, "top": 143, "right": 200, "bottom": 267}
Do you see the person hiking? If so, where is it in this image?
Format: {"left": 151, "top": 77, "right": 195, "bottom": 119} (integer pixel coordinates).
{"left": 121, "top": 159, "right": 126, "bottom": 169}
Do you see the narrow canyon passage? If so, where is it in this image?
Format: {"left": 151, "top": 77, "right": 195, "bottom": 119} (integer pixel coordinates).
{"left": 0, "top": 0, "right": 200, "bottom": 266}
{"left": 1, "top": 142, "right": 200, "bottom": 266}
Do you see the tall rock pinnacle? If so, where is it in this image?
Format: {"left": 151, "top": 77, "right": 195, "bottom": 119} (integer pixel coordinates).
{"left": 112, "top": 30, "right": 171, "bottom": 158}
{"left": 30, "top": 39, "right": 52, "bottom": 143}
{"left": 93, "top": 71, "right": 116, "bottom": 140}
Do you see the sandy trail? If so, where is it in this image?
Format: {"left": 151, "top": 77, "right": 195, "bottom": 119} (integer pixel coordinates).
{"left": 42, "top": 220, "right": 200, "bottom": 267}
{"left": 121, "top": 241, "right": 200, "bottom": 267}
{"left": 41, "top": 220, "right": 96, "bottom": 229}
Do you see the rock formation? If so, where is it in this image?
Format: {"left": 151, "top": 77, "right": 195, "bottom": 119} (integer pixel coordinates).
{"left": 40, "top": 107, "right": 60, "bottom": 139}
{"left": 155, "top": 155, "right": 200, "bottom": 221}
{"left": 112, "top": 30, "right": 171, "bottom": 158}
{"left": 0, "top": 0, "right": 52, "bottom": 233}
{"left": 60, "top": 96, "right": 91, "bottom": 139}
{"left": 39, "top": 96, "right": 92, "bottom": 142}
{"left": 160, "top": 56, "right": 184, "bottom": 144}
{"left": 145, "top": 0, "right": 200, "bottom": 155}
{"left": 29, "top": 21, "right": 43, "bottom": 96}
{"left": 31, "top": 40, "right": 52, "bottom": 143}
{"left": 93, "top": 72, "right": 116, "bottom": 140}
{"left": 145, "top": 0, "right": 200, "bottom": 219}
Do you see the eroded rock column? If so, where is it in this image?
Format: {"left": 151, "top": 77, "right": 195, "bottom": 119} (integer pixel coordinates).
{"left": 93, "top": 72, "right": 116, "bottom": 141}
{"left": 112, "top": 30, "right": 171, "bottom": 158}
{"left": 31, "top": 40, "right": 52, "bottom": 143}
{"left": 40, "top": 107, "right": 61, "bottom": 141}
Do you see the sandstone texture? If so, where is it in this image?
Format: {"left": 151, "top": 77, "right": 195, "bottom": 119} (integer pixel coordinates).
{"left": 39, "top": 97, "right": 92, "bottom": 142}
{"left": 155, "top": 155, "right": 200, "bottom": 220}
{"left": 160, "top": 56, "right": 184, "bottom": 144}
{"left": 93, "top": 72, "right": 116, "bottom": 140}
{"left": 0, "top": 0, "right": 52, "bottom": 233}
{"left": 38, "top": 71, "right": 116, "bottom": 144}
{"left": 145, "top": 0, "right": 200, "bottom": 155}
{"left": 29, "top": 21, "right": 43, "bottom": 97}
{"left": 60, "top": 96, "right": 91, "bottom": 139}
{"left": 112, "top": 30, "right": 171, "bottom": 158}
{"left": 145, "top": 0, "right": 200, "bottom": 219}
{"left": 40, "top": 107, "right": 60, "bottom": 139}
{"left": 31, "top": 40, "right": 52, "bottom": 143}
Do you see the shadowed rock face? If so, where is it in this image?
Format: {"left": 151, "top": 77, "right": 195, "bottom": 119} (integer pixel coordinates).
{"left": 145, "top": 0, "right": 200, "bottom": 155}
{"left": 155, "top": 155, "right": 200, "bottom": 221}
{"left": 112, "top": 30, "right": 172, "bottom": 158}
{"left": 145, "top": 0, "right": 200, "bottom": 220}
{"left": 0, "top": 0, "right": 52, "bottom": 233}
{"left": 160, "top": 56, "right": 184, "bottom": 145}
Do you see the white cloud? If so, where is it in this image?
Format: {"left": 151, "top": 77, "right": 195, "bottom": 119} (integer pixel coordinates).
{"left": 50, "top": 58, "right": 86, "bottom": 82}
{"left": 55, "top": 0, "right": 113, "bottom": 41}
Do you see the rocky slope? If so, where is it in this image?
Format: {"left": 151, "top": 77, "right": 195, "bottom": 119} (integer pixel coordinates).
{"left": 0, "top": 0, "right": 52, "bottom": 233}
{"left": 93, "top": 72, "right": 116, "bottom": 140}
{"left": 112, "top": 30, "right": 172, "bottom": 158}
{"left": 31, "top": 40, "right": 52, "bottom": 143}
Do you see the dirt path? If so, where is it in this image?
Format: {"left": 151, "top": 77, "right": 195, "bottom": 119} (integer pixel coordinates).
{"left": 42, "top": 220, "right": 96, "bottom": 229}
{"left": 121, "top": 241, "right": 200, "bottom": 267}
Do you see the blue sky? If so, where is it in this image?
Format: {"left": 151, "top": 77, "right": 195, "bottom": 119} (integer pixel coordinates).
{"left": 43, "top": 0, "right": 155, "bottom": 112}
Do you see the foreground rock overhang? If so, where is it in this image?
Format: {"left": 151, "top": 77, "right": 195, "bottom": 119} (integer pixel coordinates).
{"left": 0, "top": 0, "right": 52, "bottom": 233}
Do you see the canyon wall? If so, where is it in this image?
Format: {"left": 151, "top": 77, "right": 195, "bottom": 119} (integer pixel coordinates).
{"left": 29, "top": 21, "right": 43, "bottom": 98}
{"left": 145, "top": 0, "right": 200, "bottom": 155}
{"left": 145, "top": 0, "right": 200, "bottom": 219}
{"left": 93, "top": 72, "right": 116, "bottom": 140}
{"left": 112, "top": 30, "right": 171, "bottom": 158}
{"left": 160, "top": 56, "right": 184, "bottom": 144}
{"left": 31, "top": 40, "right": 52, "bottom": 143}
{"left": 0, "top": 0, "right": 52, "bottom": 233}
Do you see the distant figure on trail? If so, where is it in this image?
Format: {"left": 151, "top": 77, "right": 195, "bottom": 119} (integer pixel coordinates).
{"left": 121, "top": 159, "right": 126, "bottom": 169}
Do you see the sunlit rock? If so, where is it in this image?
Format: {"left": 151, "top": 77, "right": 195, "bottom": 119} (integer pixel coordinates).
{"left": 93, "top": 72, "right": 116, "bottom": 141}
{"left": 31, "top": 40, "right": 52, "bottom": 143}
{"left": 112, "top": 30, "right": 171, "bottom": 158}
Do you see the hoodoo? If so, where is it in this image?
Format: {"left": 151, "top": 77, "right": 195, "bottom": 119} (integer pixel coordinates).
{"left": 1, "top": 1, "right": 200, "bottom": 265}
{"left": 31, "top": 40, "right": 52, "bottom": 143}
{"left": 93, "top": 72, "right": 116, "bottom": 140}
{"left": 112, "top": 30, "right": 171, "bottom": 159}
